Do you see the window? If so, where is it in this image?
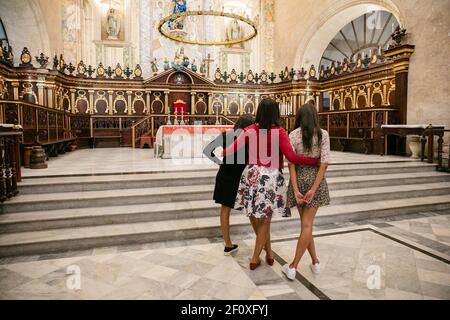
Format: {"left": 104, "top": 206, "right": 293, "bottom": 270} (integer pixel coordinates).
{"left": 0, "top": 19, "right": 9, "bottom": 49}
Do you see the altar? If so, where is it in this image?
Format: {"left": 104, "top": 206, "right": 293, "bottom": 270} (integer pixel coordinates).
{"left": 155, "top": 125, "right": 233, "bottom": 159}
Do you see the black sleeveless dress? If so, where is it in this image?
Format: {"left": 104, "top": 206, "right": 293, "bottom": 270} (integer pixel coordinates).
{"left": 204, "top": 131, "right": 247, "bottom": 208}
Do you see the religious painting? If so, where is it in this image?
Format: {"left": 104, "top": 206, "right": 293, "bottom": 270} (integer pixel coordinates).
{"left": 101, "top": 0, "right": 125, "bottom": 41}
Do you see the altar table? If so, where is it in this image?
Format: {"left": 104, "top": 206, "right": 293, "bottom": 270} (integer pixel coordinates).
{"left": 155, "top": 125, "right": 233, "bottom": 159}
{"left": 380, "top": 124, "right": 445, "bottom": 162}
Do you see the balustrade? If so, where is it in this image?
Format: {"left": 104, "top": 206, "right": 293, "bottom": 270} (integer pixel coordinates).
{"left": 0, "top": 124, "right": 22, "bottom": 202}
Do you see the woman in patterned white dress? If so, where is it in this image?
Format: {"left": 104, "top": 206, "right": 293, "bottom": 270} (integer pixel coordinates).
{"left": 282, "top": 103, "right": 331, "bottom": 280}
{"left": 222, "top": 99, "right": 320, "bottom": 270}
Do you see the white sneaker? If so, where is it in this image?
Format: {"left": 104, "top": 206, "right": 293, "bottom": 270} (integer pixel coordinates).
{"left": 310, "top": 262, "right": 321, "bottom": 274}
{"left": 282, "top": 264, "right": 296, "bottom": 281}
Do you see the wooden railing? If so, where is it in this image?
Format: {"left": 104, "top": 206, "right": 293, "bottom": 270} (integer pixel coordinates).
{"left": 0, "top": 100, "right": 73, "bottom": 145}
{"left": 0, "top": 124, "right": 22, "bottom": 202}
{"left": 131, "top": 114, "right": 235, "bottom": 148}
{"left": 435, "top": 129, "right": 449, "bottom": 172}
{"left": 91, "top": 115, "right": 144, "bottom": 147}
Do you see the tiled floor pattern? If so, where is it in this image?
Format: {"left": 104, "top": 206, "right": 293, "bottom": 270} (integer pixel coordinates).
{"left": 389, "top": 215, "right": 450, "bottom": 247}
{"left": 271, "top": 230, "right": 450, "bottom": 300}
{"left": 1, "top": 214, "right": 449, "bottom": 300}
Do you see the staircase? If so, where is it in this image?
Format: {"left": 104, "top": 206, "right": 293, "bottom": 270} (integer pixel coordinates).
{"left": 1, "top": 161, "right": 449, "bottom": 257}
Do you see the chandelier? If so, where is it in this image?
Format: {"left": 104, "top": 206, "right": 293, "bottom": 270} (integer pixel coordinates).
{"left": 158, "top": 10, "right": 258, "bottom": 46}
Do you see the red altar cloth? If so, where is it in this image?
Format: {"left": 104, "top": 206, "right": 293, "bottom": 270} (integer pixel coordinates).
{"left": 173, "top": 100, "right": 188, "bottom": 114}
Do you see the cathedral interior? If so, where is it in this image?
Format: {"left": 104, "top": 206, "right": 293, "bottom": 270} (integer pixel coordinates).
{"left": 0, "top": 0, "right": 449, "bottom": 302}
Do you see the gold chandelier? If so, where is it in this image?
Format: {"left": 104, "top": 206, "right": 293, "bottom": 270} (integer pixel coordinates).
{"left": 158, "top": 10, "right": 258, "bottom": 46}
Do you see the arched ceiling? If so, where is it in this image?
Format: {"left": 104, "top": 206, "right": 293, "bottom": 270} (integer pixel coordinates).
{"left": 320, "top": 10, "right": 399, "bottom": 68}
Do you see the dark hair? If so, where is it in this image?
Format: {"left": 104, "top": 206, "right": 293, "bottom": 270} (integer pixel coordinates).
{"left": 294, "top": 103, "right": 322, "bottom": 152}
{"left": 234, "top": 114, "right": 255, "bottom": 130}
{"left": 255, "top": 98, "right": 281, "bottom": 130}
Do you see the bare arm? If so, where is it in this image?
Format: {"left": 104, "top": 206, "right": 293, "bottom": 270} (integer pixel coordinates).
{"left": 288, "top": 163, "right": 300, "bottom": 194}
{"left": 289, "top": 162, "right": 305, "bottom": 205}
{"left": 203, "top": 133, "right": 224, "bottom": 165}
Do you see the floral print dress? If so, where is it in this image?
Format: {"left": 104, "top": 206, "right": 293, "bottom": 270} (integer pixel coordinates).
{"left": 286, "top": 128, "right": 331, "bottom": 209}
{"left": 235, "top": 165, "right": 287, "bottom": 219}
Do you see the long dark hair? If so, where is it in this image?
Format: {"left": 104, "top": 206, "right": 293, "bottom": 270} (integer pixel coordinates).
{"left": 294, "top": 103, "right": 322, "bottom": 152}
{"left": 255, "top": 98, "right": 281, "bottom": 130}
{"left": 234, "top": 114, "right": 254, "bottom": 131}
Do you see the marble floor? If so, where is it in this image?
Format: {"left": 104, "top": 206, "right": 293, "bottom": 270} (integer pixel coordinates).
{"left": 21, "top": 148, "right": 417, "bottom": 177}
{"left": 1, "top": 212, "right": 448, "bottom": 300}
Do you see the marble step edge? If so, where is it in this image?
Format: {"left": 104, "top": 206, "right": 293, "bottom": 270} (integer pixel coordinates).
{"left": 8, "top": 177, "right": 450, "bottom": 206}
{"left": 19, "top": 162, "right": 437, "bottom": 186}
{"left": 17, "top": 169, "right": 445, "bottom": 195}
{"left": 3, "top": 182, "right": 450, "bottom": 222}
{"left": 2, "top": 182, "right": 450, "bottom": 232}
{"left": 0, "top": 195, "right": 450, "bottom": 257}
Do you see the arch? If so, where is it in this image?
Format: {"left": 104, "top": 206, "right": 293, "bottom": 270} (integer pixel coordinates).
{"left": 0, "top": 18, "right": 9, "bottom": 48}
{"left": 0, "top": 0, "right": 51, "bottom": 64}
{"left": 293, "top": 0, "right": 404, "bottom": 69}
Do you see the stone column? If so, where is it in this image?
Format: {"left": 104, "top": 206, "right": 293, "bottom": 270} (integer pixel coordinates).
{"left": 70, "top": 89, "right": 77, "bottom": 113}
{"left": 88, "top": 90, "right": 95, "bottom": 114}
{"left": 381, "top": 80, "right": 390, "bottom": 106}
{"left": 224, "top": 94, "right": 229, "bottom": 115}
{"left": 145, "top": 90, "right": 151, "bottom": 115}
{"left": 108, "top": 91, "right": 114, "bottom": 115}
{"left": 12, "top": 82, "right": 20, "bottom": 100}
{"left": 46, "top": 84, "right": 55, "bottom": 109}
{"left": 366, "top": 83, "right": 373, "bottom": 108}
{"left": 208, "top": 93, "right": 213, "bottom": 115}
{"left": 127, "top": 91, "right": 133, "bottom": 115}
{"left": 164, "top": 91, "right": 169, "bottom": 114}
{"left": 139, "top": 0, "right": 152, "bottom": 78}
{"left": 36, "top": 82, "right": 45, "bottom": 106}
{"left": 191, "top": 92, "right": 196, "bottom": 115}
{"left": 239, "top": 94, "right": 244, "bottom": 115}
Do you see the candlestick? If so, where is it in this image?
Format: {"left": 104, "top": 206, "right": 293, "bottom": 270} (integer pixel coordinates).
{"left": 215, "top": 109, "right": 220, "bottom": 125}
{"left": 174, "top": 110, "right": 179, "bottom": 125}
{"left": 180, "top": 109, "right": 185, "bottom": 125}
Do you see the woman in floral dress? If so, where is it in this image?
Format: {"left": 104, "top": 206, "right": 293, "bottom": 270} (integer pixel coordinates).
{"left": 222, "top": 99, "right": 320, "bottom": 270}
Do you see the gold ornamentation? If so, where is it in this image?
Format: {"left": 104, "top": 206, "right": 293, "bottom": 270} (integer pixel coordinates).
{"left": 97, "top": 63, "right": 106, "bottom": 77}
{"left": 158, "top": 10, "right": 257, "bottom": 46}
{"left": 20, "top": 48, "right": 32, "bottom": 65}
{"left": 114, "top": 63, "right": 123, "bottom": 78}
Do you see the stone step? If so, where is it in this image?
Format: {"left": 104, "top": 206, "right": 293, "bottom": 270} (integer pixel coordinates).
{"left": 18, "top": 162, "right": 436, "bottom": 194}
{"left": 4, "top": 174, "right": 450, "bottom": 214}
{"left": 1, "top": 195, "right": 449, "bottom": 257}
{"left": 2, "top": 182, "right": 450, "bottom": 233}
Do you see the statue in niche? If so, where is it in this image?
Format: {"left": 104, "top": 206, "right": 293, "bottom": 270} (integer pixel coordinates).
{"left": 106, "top": 8, "right": 121, "bottom": 40}
{"left": 226, "top": 19, "right": 244, "bottom": 48}
{"left": 172, "top": 47, "right": 187, "bottom": 69}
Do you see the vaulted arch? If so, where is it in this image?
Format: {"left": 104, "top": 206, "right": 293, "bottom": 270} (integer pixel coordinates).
{"left": 293, "top": 0, "right": 404, "bottom": 69}
{"left": 0, "top": 0, "right": 51, "bottom": 65}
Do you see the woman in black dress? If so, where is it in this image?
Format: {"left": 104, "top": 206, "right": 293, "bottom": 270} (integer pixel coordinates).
{"left": 203, "top": 115, "right": 255, "bottom": 255}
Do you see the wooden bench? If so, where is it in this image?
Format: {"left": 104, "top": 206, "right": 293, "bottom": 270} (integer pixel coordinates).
{"left": 25, "top": 138, "right": 77, "bottom": 158}
{"left": 330, "top": 129, "right": 373, "bottom": 154}
{"left": 92, "top": 135, "right": 122, "bottom": 148}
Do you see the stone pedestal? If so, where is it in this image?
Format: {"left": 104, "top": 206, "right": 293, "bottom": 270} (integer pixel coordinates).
{"left": 409, "top": 136, "right": 421, "bottom": 159}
